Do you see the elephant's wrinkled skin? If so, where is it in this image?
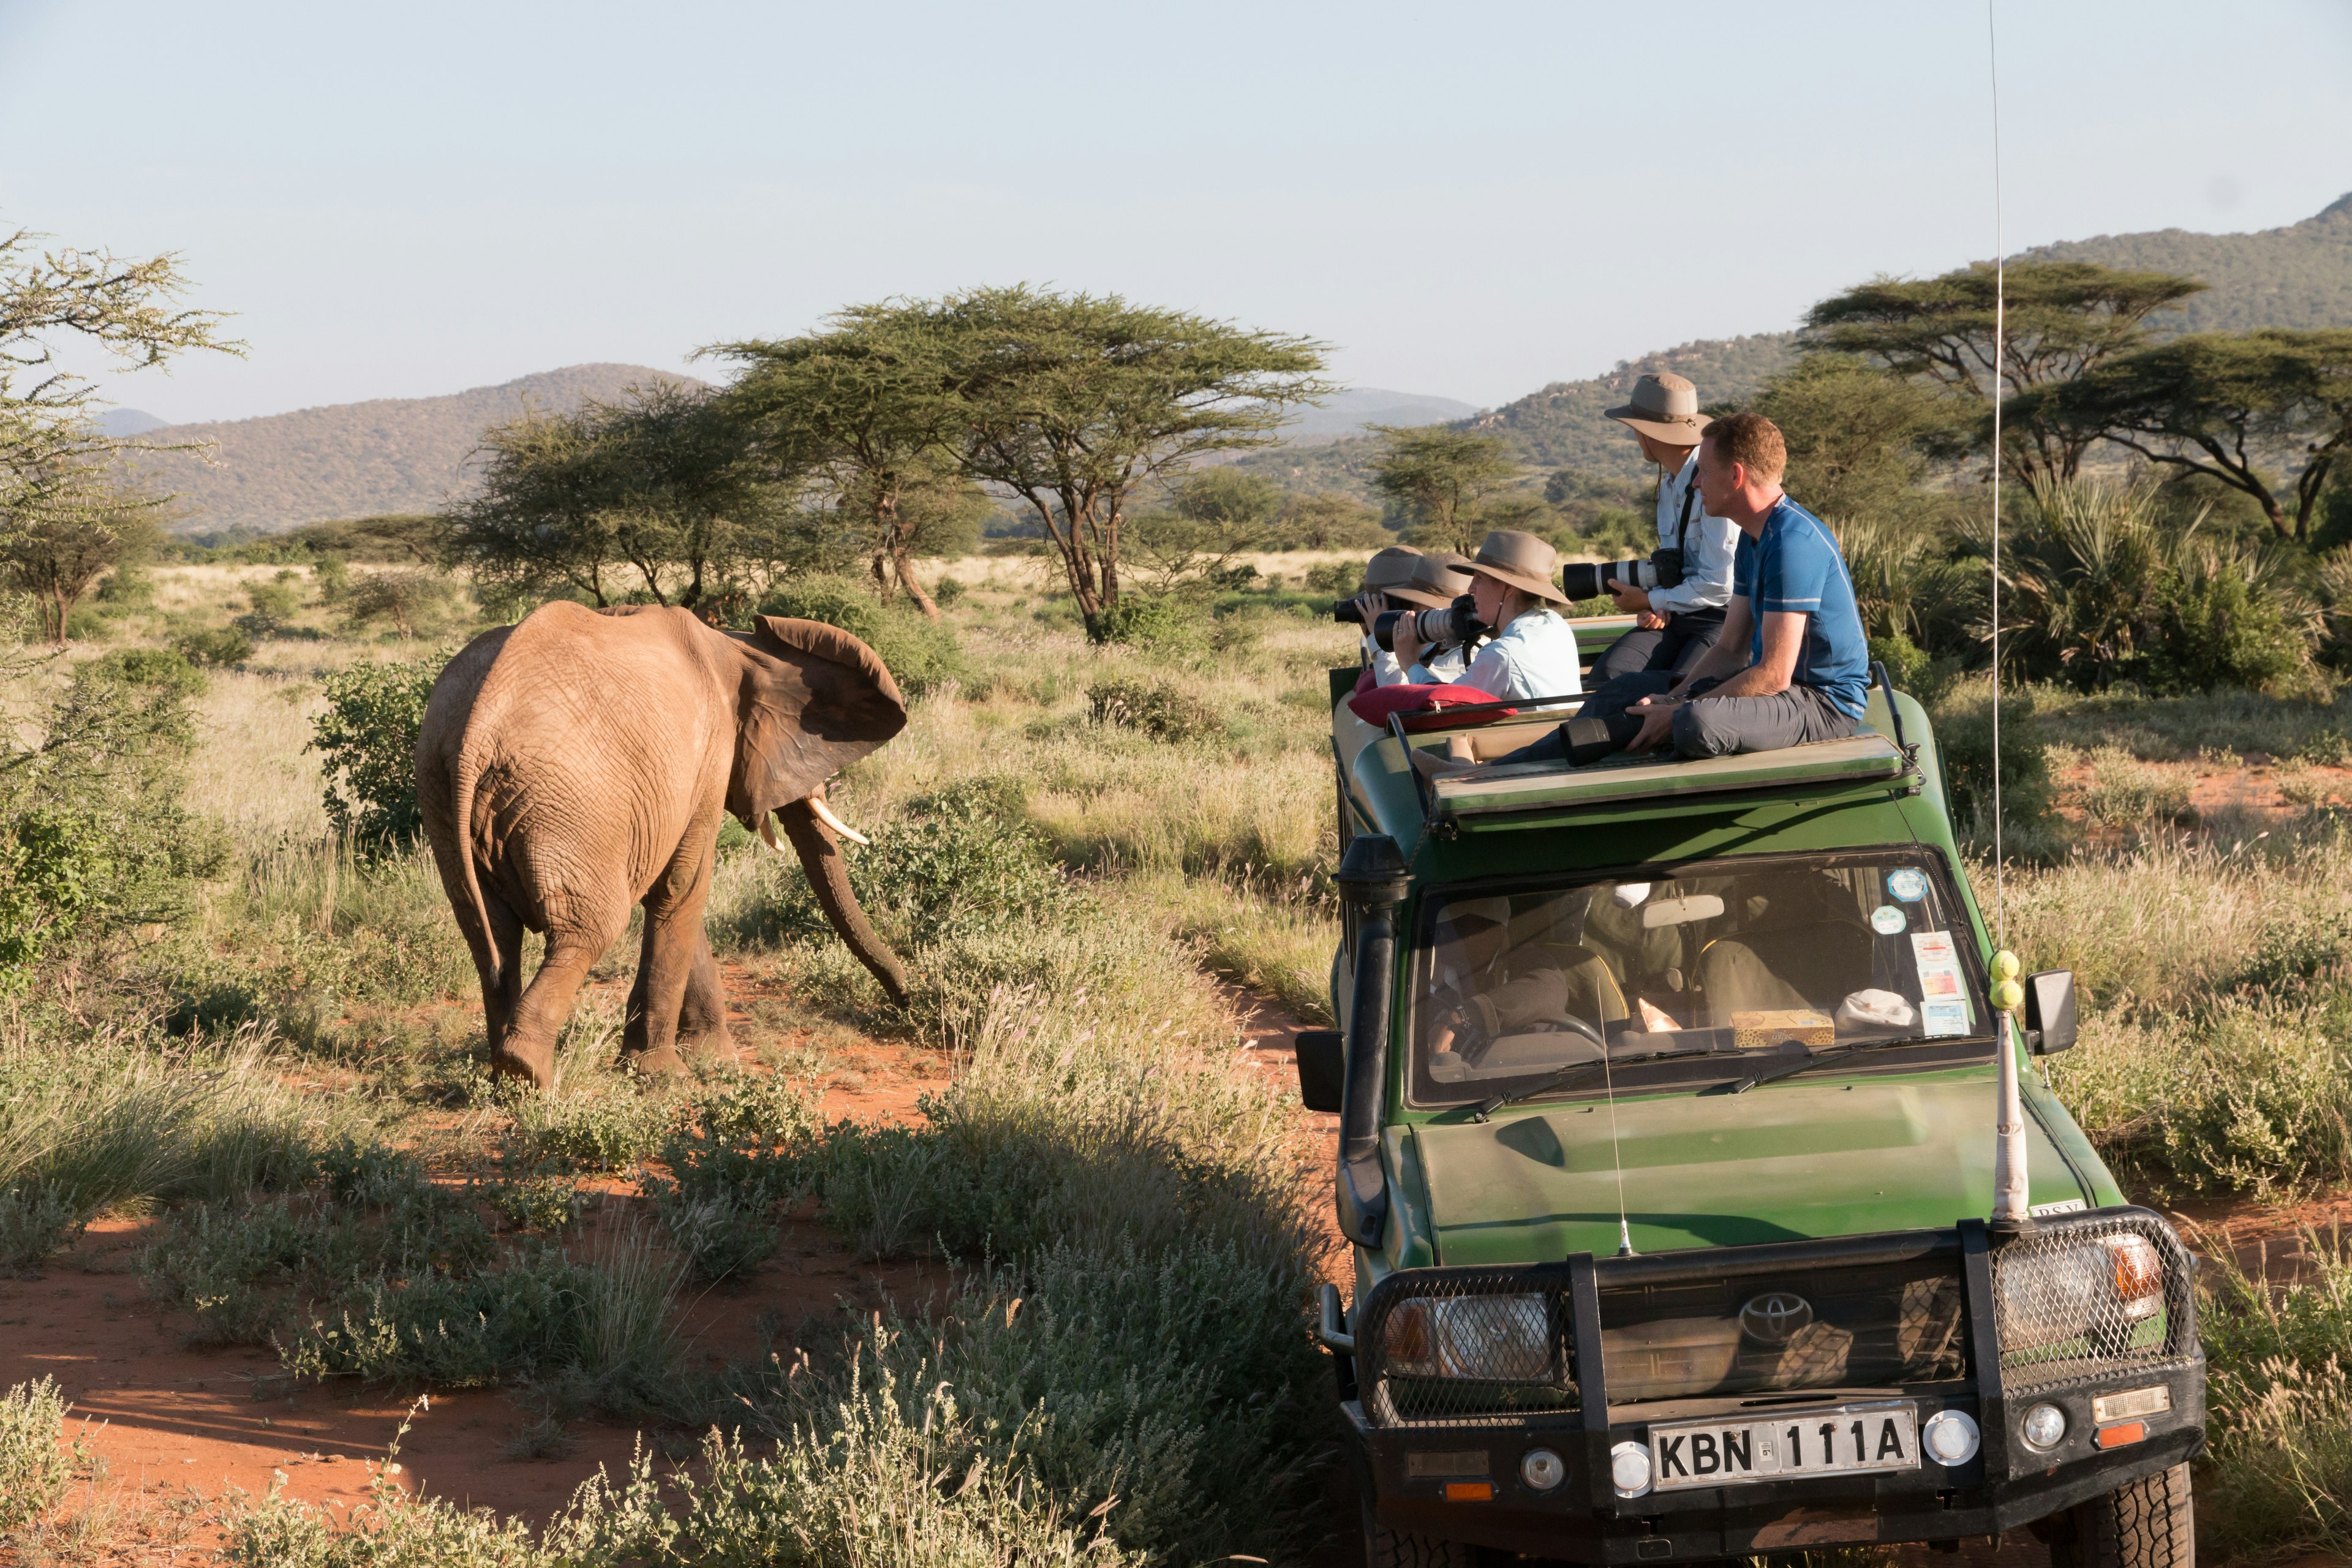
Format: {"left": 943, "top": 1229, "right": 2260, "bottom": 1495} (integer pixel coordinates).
{"left": 417, "top": 602, "right": 910, "bottom": 1088}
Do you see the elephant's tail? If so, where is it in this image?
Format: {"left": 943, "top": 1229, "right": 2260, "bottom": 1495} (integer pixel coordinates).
{"left": 448, "top": 754, "right": 503, "bottom": 993}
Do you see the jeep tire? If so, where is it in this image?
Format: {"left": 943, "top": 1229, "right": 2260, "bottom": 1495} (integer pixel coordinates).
{"left": 1361, "top": 1495, "right": 1476, "bottom": 1568}
{"left": 2053, "top": 1464, "right": 2194, "bottom": 1568}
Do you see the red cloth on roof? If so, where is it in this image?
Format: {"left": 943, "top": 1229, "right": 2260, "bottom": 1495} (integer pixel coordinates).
{"left": 1346, "top": 682, "right": 1518, "bottom": 726}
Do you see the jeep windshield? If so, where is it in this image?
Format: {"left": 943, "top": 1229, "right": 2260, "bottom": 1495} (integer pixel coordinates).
{"left": 1407, "top": 849, "right": 1993, "bottom": 1110}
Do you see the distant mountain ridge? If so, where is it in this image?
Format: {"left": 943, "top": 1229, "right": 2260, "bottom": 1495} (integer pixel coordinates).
{"left": 131, "top": 364, "right": 700, "bottom": 533}
{"left": 127, "top": 193, "right": 2352, "bottom": 531}
{"left": 2023, "top": 191, "right": 2352, "bottom": 335}
{"left": 1245, "top": 191, "right": 2352, "bottom": 499}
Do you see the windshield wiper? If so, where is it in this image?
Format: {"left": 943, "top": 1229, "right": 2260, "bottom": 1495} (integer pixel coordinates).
{"left": 1713, "top": 1036, "right": 1953, "bottom": 1095}
{"left": 1471, "top": 1049, "right": 1709, "bottom": 1121}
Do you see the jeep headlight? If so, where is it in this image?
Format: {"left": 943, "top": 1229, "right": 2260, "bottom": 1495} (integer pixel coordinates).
{"left": 1997, "top": 1234, "right": 2166, "bottom": 1354}
{"left": 1384, "top": 1294, "right": 1553, "bottom": 1381}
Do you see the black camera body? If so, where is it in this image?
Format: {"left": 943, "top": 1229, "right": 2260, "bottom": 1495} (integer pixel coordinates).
{"left": 1371, "top": 594, "right": 1488, "bottom": 654}
{"left": 1560, "top": 547, "right": 1684, "bottom": 603}
{"left": 1332, "top": 599, "right": 1371, "bottom": 627}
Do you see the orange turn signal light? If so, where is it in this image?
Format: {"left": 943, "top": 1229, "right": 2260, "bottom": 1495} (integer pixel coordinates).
{"left": 2094, "top": 1422, "right": 2146, "bottom": 1449}
{"left": 1444, "top": 1482, "right": 1494, "bottom": 1502}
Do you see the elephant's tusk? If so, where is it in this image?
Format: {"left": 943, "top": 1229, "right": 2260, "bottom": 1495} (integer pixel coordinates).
{"left": 757, "top": 815, "right": 782, "bottom": 852}
{"left": 806, "top": 794, "right": 872, "bottom": 846}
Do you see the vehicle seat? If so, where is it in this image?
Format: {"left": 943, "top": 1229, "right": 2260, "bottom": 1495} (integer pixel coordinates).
{"left": 1697, "top": 919, "right": 1877, "bottom": 1022}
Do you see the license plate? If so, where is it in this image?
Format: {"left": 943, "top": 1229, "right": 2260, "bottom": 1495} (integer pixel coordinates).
{"left": 1648, "top": 1401, "right": 1919, "bottom": 1491}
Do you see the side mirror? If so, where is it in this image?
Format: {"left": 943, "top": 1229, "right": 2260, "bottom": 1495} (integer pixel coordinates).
{"left": 1295, "top": 1030, "right": 1346, "bottom": 1112}
{"left": 2023, "top": 970, "right": 2077, "bottom": 1056}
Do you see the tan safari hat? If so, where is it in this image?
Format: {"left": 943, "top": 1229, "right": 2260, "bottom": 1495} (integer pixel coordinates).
{"left": 1390, "top": 551, "right": 1474, "bottom": 609}
{"left": 1464, "top": 530, "right": 1569, "bottom": 605}
{"left": 1604, "top": 371, "right": 1712, "bottom": 447}
{"left": 1359, "top": 545, "right": 1425, "bottom": 597}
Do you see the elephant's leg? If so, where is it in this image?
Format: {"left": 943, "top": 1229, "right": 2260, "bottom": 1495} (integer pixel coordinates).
{"left": 676, "top": 932, "right": 733, "bottom": 1061}
{"left": 623, "top": 854, "right": 716, "bottom": 1077}
{"left": 501, "top": 925, "right": 617, "bottom": 1090}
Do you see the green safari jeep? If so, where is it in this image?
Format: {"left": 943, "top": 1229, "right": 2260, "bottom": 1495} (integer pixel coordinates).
{"left": 1298, "top": 649, "right": 2203, "bottom": 1567}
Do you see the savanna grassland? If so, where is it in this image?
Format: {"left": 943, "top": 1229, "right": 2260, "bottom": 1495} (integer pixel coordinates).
{"left": 7, "top": 554, "right": 2352, "bottom": 1566}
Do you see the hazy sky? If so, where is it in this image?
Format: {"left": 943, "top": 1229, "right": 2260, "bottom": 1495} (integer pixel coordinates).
{"left": 3, "top": 0, "right": 2348, "bottom": 424}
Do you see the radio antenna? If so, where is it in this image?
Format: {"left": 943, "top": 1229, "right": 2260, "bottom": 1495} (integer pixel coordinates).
{"left": 1986, "top": 0, "right": 2032, "bottom": 1235}
{"left": 1987, "top": 0, "right": 2007, "bottom": 946}
{"left": 1600, "top": 1039, "right": 1634, "bottom": 1256}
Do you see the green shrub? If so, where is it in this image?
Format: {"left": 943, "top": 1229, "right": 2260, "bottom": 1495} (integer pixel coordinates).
{"left": 340, "top": 569, "right": 456, "bottom": 639}
{"left": 1303, "top": 559, "right": 1361, "bottom": 597}
{"left": 311, "top": 655, "right": 441, "bottom": 850}
{"left": 311, "top": 556, "right": 352, "bottom": 605}
{"left": 235, "top": 574, "right": 306, "bottom": 639}
{"left": 2077, "top": 745, "right": 2195, "bottom": 828}
{"left": 1090, "top": 590, "right": 1199, "bottom": 650}
{"left": 2145, "top": 563, "right": 2308, "bottom": 695}
{"left": 932, "top": 575, "right": 967, "bottom": 606}
{"left": 0, "top": 1378, "right": 76, "bottom": 1537}
{"left": 287, "top": 1228, "right": 681, "bottom": 1411}
{"left": 1867, "top": 632, "right": 1930, "bottom": 694}
{"left": 0, "top": 648, "right": 222, "bottom": 986}
{"left": 717, "top": 778, "right": 1074, "bottom": 955}
{"left": 1085, "top": 677, "right": 1224, "bottom": 742}
{"left": 0, "top": 1185, "right": 77, "bottom": 1275}
{"left": 1926, "top": 682, "right": 2058, "bottom": 857}
{"left": 2198, "top": 1234, "right": 2352, "bottom": 1558}
{"left": 174, "top": 625, "right": 253, "bottom": 666}
{"left": 756, "top": 575, "right": 968, "bottom": 696}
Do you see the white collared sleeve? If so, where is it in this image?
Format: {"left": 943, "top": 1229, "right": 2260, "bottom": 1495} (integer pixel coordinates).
{"left": 1645, "top": 456, "right": 1740, "bottom": 616}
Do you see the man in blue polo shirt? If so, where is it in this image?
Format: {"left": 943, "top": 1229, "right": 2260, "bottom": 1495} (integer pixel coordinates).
{"left": 1623, "top": 410, "right": 1867, "bottom": 757}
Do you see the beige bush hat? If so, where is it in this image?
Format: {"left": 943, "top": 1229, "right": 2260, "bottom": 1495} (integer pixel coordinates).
{"left": 1360, "top": 545, "right": 1424, "bottom": 595}
{"left": 1465, "top": 530, "right": 1568, "bottom": 605}
{"left": 1391, "top": 552, "right": 1474, "bottom": 609}
{"left": 1604, "top": 371, "right": 1712, "bottom": 447}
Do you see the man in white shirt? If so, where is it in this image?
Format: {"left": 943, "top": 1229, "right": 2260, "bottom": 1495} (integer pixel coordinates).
{"left": 1588, "top": 372, "right": 1741, "bottom": 693}
{"left": 1393, "top": 530, "right": 1582, "bottom": 702}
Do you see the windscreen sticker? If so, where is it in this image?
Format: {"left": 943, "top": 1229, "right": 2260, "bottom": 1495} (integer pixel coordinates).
{"left": 1887, "top": 869, "right": 1929, "bottom": 902}
{"left": 1921, "top": 1000, "right": 1973, "bottom": 1037}
{"left": 1870, "top": 904, "right": 1908, "bottom": 935}
{"left": 1912, "top": 930, "right": 1967, "bottom": 1002}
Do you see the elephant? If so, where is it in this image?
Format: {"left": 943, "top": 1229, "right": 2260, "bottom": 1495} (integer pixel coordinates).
{"left": 416, "top": 601, "right": 911, "bottom": 1088}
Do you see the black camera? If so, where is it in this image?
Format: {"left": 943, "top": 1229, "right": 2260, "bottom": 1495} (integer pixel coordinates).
{"left": 1371, "top": 594, "right": 1488, "bottom": 654}
{"left": 1332, "top": 598, "right": 1372, "bottom": 628}
{"left": 1561, "top": 548, "right": 1684, "bottom": 603}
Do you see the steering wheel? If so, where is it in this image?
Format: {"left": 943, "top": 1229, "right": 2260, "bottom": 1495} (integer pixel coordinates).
{"left": 1460, "top": 1010, "right": 1608, "bottom": 1068}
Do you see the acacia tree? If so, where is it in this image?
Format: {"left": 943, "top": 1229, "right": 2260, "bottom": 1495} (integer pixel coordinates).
{"left": 1, "top": 226, "right": 239, "bottom": 503}
{"left": 1803, "top": 261, "right": 2205, "bottom": 482}
{"left": 0, "top": 461, "right": 164, "bottom": 642}
{"left": 710, "top": 313, "right": 970, "bottom": 619}
{"left": 445, "top": 383, "right": 785, "bottom": 615}
{"left": 2026, "top": 329, "right": 2352, "bottom": 542}
{"left": 922, "top": 286, "right": 1330, "bottom": 639}
{"left": 1367, "top": 424, "right": 1516, "bottom": 554}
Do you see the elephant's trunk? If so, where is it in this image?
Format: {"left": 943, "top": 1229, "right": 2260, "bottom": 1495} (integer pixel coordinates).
{"left": 775, "top": 796, "right": 911, "bottom": 1006}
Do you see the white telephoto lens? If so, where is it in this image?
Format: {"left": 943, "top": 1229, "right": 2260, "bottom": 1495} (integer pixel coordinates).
{"left": 1521, "top": 1449, "right": 1566, "bottom": 1491}
{"left": 1923, "top": 1410, "right": 1981, "bottom": 1465}
{"left": 2022, "top": 1403, "right": 2067, "bottom": 1450}
{"left": 1610, "top": 1441, "right": 1654, "bottom": 1499}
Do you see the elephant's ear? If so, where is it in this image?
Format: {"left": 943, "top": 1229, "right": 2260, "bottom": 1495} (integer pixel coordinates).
{"left": 724, "top": 615, "right": 908, "bottom": 823}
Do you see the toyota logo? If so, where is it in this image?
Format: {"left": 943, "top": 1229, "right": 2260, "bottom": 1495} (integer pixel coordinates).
{"left": 1739, "top": 1292, "right": 1814, "bottom": 1346}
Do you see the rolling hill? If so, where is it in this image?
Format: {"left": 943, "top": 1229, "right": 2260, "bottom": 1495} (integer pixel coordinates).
{"left": 2024, "top": 191, "right": 2352, "bottom": 334}
{"left": 1245, "top": 190, "right": 2352, "bottom": 500}
{"left": 130, "top": 364, "right": 700, "bottom": 533}
{"left": 124, "top": 191, "right": 2352, "bottom": 530}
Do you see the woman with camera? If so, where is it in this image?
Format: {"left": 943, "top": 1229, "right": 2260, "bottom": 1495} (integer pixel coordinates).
{"left": 1392, "top": 530, "right": 1583, "bottom": 701}
{"left": 1589, "top": 371, "right": 1741, "bottom": 687}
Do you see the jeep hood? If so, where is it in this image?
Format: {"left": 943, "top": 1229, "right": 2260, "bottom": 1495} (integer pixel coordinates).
{"left": 1415, "top": 1073, "right": 2088, "bottom": 1264}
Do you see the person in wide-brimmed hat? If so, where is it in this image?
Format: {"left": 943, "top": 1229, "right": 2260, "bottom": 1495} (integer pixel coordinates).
{"left": 1348, "top": 549, "right": 1478, "bottom": 685}
{"left": 1585, "top": 371, "right": 1743, "bottom": 693}
{"left": 1390, "top": 529, "right": 1583, "bottom": 702}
